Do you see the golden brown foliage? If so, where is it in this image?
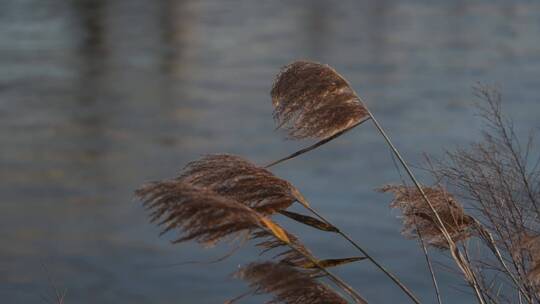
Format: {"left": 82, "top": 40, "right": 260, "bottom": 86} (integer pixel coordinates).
{"left": 380, "top": 185, "right": 474, "bottom": 249}
{"left": 177, "top": 154, "right": 304, "bottom": 215}
{"left": 234, "top": 262, "right": 348, "bottom": 304}
{"left": 271, "top": 60, "right": 368, "bottom": 139}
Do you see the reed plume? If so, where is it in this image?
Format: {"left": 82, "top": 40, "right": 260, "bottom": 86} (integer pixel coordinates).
{"left": 136, "top": 180, "right": 367, "bottom": 303}
{"left": 177, "top": 154, "right": 307, "bottom": 214}
{"left": 516, "top": 234, "right": 540, "bottom": 287}
{"left": 271, "top": 60, "right": 369, "bottom": 140}
{"left": 380, "top": 185, "right": 474, "bottom": 249}
{"left": 133, "top": 58, "right": 539, "bottom": 303}
{"left": 135, "top": 181, "right": 264, "bottom": 246}
{"left": 233, "top": 262, "right": 349, "bottom": 304}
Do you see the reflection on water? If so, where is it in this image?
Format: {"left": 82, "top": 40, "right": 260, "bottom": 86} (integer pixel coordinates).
{"left": 1, "top": 0, "right": 540, "bottom": 303}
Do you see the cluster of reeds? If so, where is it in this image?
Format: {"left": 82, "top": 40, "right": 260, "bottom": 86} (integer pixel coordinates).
{"left": 136, "top": 61, "right": 538, "bottom": 303}
{"left": 425, "top": 87, "right": 540, "bottom": 303}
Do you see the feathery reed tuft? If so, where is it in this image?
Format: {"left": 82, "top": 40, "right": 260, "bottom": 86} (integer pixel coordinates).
{"left": 234, "top": 262, "right": 348, "bottom": 304}
{"left": 514, "top": 234, "right": 540, "bottom": 287}
{"left": 135, "top": 181, "right": 263, "bottom": 246}
{"left": 380, "top": 185, "right": 474, "bottom": 249}
{"left": 177, "top": 154, "right": 306, "bottom": 214}
{"left": 271, "top": 60, "right": 368, "bottom": 139}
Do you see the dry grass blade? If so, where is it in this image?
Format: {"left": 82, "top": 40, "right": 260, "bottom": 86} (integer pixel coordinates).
{"left": 380, "top": 185, "right": 475, "bottom": 249}
{"left": 135, "top": 181, "right": 262, "bottom": 246}
{"left": 260, "top": 217, "right": 291, "bottom": 244}
{"left": 271, "top": 60, "right": 368, "bottom": 139}
{"left": 299, "top": 257, "right": 367, "bottom": 269}
{"left": 279, "top": 210, "right": 339, "bottom": 232}
{"left": 265, "top": 116, "right": 370, "bottom": 168}
{"left": 252, "top": 230, "right": 365, "bottom": 270}
{"left": 249, "top": 217, "right": 367, "bottom": 302}
{"left": 177, "top": 154, "right": 306, "bottom": 214}
{"left": 234, "top": 262, "right": 348, "bottom": 304}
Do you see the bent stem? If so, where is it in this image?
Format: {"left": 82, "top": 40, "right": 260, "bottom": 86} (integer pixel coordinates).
{"left": 417, "top": 224, "right": 442, "bottom": 304}
{"left": 267, "top": 68, "right": 484, "bottom": 302}
{"left": 474, "top": 220, "right": 532, "bottom": 303}
{"left": 265, "top": 116, "right": 371, "bottom": 168}
{"left": 303, "top": 205, "right": 421, "bottom": 304}
{"left": 265, "top": 112, "right": 420, "bottom": 302}
{"left": 365, "top": 109, "right": 486, "bottom": 304}
{"left": 262, "top": 224, "right": 368, "bottom": 304}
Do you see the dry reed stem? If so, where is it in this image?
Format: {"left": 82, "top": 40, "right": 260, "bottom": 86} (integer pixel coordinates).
{"left": 269, "top": 60, "right": 481, "bottom": 300}
{"left": 269, "top": 60, "right": 421, "bottom": 304}
{"left": 367, "top": 112, "right": 486, "bottom": 303}
{"left": 265, "top": 116, "right": 371, "bottom": 168}
{"left": 430, "top": 86, "right": 540, "bottom": 303}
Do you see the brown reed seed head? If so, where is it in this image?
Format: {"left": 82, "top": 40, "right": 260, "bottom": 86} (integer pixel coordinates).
{"left": 135, "top": 181, "right": 263, "bottom": 246}
{"left": 380, "top": 185, "right": 474, "bottom": 249}
{"left": 177, "top": 154, "right": 302, "bottom": 214}
{"left": 271, "top": 60, "right": 369, "bottom": 139}
{"left": 513, "top": 233, "right": 540, "bottom": 287}
{"left": 235, "top": 262, "right": 348, "bottom": 304}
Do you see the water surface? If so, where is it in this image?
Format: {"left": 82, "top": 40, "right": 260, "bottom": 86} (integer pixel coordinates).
{"left": 1, "top": 1, "right": 540, "bottom": 303}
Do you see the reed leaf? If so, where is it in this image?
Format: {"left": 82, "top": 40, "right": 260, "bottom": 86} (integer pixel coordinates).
{"left": 299, "top": 257, "right": 367, "bottom": 269}
{"left": 177, "top": 154, "right": 309, "bottom": 214}
{"left": 260, "top": 217, "right": 291, "bottom": 244}
{"left": 271, "top": 60, "right": 368, "bottom": 139}
{"left": 233, "top": 262, "right": 348, "bottom": 304}
{"left": 279, "top": 210, "right": 339, "bottom": 232}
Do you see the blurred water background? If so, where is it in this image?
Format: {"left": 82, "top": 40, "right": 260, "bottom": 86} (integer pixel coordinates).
{"left": 1, "top": 0, "right": 540, "bottom": 303}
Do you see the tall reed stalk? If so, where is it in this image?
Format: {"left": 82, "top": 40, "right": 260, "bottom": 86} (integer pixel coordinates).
{"left": 268, "top": 60, "right": 485, "bottom": 303}
{"left": 136, "top": 60, "right": 537, "bottom": 304}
